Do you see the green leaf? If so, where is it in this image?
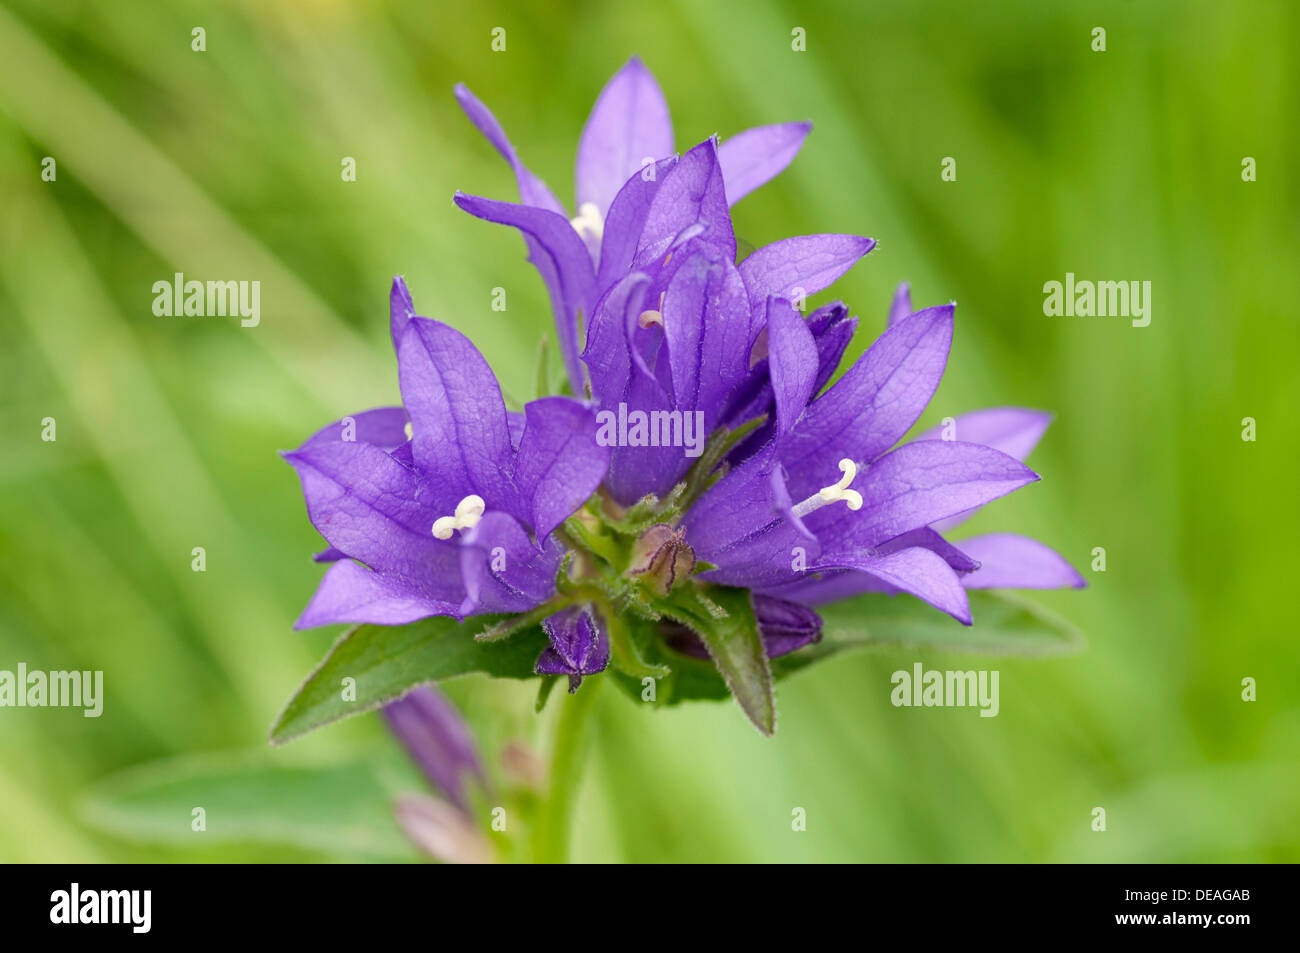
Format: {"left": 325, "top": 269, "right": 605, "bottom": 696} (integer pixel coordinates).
{"left": 270, "top": 615, "right": 547, "bottom": 745}
{"left": 809, "top": 589, "right": 1085, "bottom": 661}
{"left": 78, "top": 751, "right": 422, "bottom": 860}
{"left": 659, "top": 585, "right": 775, "bottom": 735}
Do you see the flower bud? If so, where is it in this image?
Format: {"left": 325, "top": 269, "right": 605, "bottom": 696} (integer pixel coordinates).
{"left": 752, "top": 593, "right": 823, "bottom": 657}
{"left": 627, "top": 523, "right": 695, "bottom": 596}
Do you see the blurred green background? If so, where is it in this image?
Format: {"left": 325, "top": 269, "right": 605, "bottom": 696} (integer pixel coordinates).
{"left": 1, "top": 0, "right": 1297, "bottom": 863}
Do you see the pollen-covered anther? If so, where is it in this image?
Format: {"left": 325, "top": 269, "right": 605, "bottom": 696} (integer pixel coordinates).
{"left": 431, "top": 494, "right": 486, "bottom": 540}
{"left": 792, "top": 459, "right": 863, "bottom": 518}
{"left": 569, "top": 201, "right": 604, "bottom": 243}
{"left": 403, "top": 421, "right": 414, "bottom": 440}
{"left": 637, "top": 292, "right": 667, "bottom": 329}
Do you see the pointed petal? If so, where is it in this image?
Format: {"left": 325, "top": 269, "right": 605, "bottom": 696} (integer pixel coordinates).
{"left": 515, "top": 396, "right": 610, "bottom": 541}
{"left": 396, "top": 317, "right": 519, "bottom": 513}
{"left": 596, "top": 156, "right": 678, "bottom": 291}
{"left": 636, "top": 138, "right": 734, "bottom": 266}
{"left": 765, "top": 295, "right": 819, "bottom": 436}
{"left": 453, "top": 192, "right": 595, "bottom": 392}
{"left": 916, "top": 407, "right": 1054, "bottom": 531}
{"left": 390, "top": 277, "right": 416, "bottom": 352}
{"left": 575, "top": 57, "right": 674, "bottom": 217}
{"left": 457, "top": 512, "right": 562, "bottom": 615}
{"left": 957, "top": 533, "right": 1087, "bottom": 590}
{"left": 780, "top": 304, "right": 954, "bottom": 498}
{"left": 294, "top": 560, "right": 460, "bottom": 629}
{"left": 873, "top": 526, "right": 980, "bottom": 573}
{"left": 738, "top": 234, "right": 875, "bottom": 315}
{"left": 915, "top": 406, "right": 1053, "bottom": 462}
{"left": 817, "top": 546, "right": 972, "bottom": 624}
{"left": 383, "top": 686, "right": 483, "bottom": 811}
{"left": 815, "top": 440, "right": 1040, "bottom": 552}
{"left": 718, "top": 121, "right": 812, "bottom": 205}
{"left": 453, "top": 83, "right": 565, "bottom": 214}
{"left": 301, "top": 406, "right": 409, "bottom": 451}
{"left": 887, "top": 282, "right": 912, "bottom": 326}
{"left": 282, "top": 441, "right": 463, "bottom": 593}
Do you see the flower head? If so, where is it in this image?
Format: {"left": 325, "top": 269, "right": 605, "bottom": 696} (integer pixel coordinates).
{"left": 284, "top": 57, "right": 1083, "bottom": 737}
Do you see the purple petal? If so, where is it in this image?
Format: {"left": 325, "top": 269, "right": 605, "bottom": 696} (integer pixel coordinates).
{"left": 383, "top": 685, "right": 483, "bottom": 811}
{"left": 295, "top": 560, "right": 459, "bottom": 629}
{"left": 390, "top": 277, "right": 416, "bottom": 352}
{"left": 635, "top": 138, "right": 734, "bottom": 266}
{"left": 313, "top": 546, "right": 346, "bottom": 563}
{"left": 453, "top": 83, "right": 565, "bottom": 215}
{"left": 738, "top": 234, "right": 875, "bottom": 316}
{"left": 887, "top": 282, "right": 912, "bottom": 326}
{"left": 814, "top": 440, "right": 1040, "bottom": 553}
{"left": 914, "top": 407, "right": 1053, "bottom": 462}
{"left": 914, "top": 407, "right": 1053, "bottom": 532}
{"left": 453, "top": 192, "right": 595, "bottom": 392}
{"left": 583, "top": 271, "right": 650, "bottom": 405}
{"left": 661, "top": 251, "right": 755, "bottom": 424}
{"left": 752, "top": 592, "right": 823, "bottom": 657}
{"left": 575, "top": 57, "right": 674, "bottom": 217}
{"left": 515, "top": 396, "right": 610, "bottom": 542}
{"left": 765, "top": 295, "right": 819, "bottom": 437}
{"left": 536, "top": 606, "right": 611, "bottom": 692}
{"left": 719, "top": 301, "right": 857, "bottom": 431}
{"left": 602, "top": 368, "right": 693, "bottom": 505}
{"left": 457, "top": 512, "right": 563, "bottom": 616}
{"left": 816, "top": 546, "right": 972, "bottom": 624}
{"left": 780, "top": 304, "right": 954, "bottom": 499}
{"left": 718, "top": 122, "right": 812, "bottom": 206}
{"left": 596, "top": 156, "right": 679, "bottom": 291}
{"left": 396, "top": 317, "right": 520, "bottom": 513}
{"left": 956, "top": 533, "right": 1086, "bottom": 590}
{"left": 873, "top": 526, "right": 980, "bottom": 574}
{"left": 301, "top": 407, "right": 409, "bottom": 451}
{"left": 282, "top": 441, "right": 463, "bottom": 595}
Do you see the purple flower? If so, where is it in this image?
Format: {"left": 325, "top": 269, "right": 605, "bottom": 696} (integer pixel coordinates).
{"left": 383, "top": 685, "right": 484, "bottom": 812}
{"left": 451, "top": 58, "right": 874, "bottom": 504}
{"left": 284, "top": 58, "right": 1084, "bottom": 730}
{"left": 284, "top": 283, "right": 609, "bottom": 628}
{"left": 382, "top": 685, "right": 496, "bottom": 863}
{"left": 535, "top": 607, "right": 611, "bottom": 693}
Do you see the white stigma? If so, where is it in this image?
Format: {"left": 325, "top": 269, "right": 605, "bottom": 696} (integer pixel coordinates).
{"left": 403, "top": 421, "right": 414, "bottom": 440}
{"left": 570, "top": 201, "right": 604, "bottom": 244}
{"left": 432, "top": 494, "right": 486, "bottom": 540}
{"left": 792, "top": 459, "right": 863, "bottom": 518}
{"left": 638, "top": 291, "right": 667, "bottom": 329}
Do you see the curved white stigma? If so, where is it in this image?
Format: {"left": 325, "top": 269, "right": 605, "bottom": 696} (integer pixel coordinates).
{"left": 792, "top": 459, "right": 864, "bottom": 519}
{"left": 570, "top": 201, "right": 604, "bottom": 244}
{"left": 638, "top": 292, "right": 667, "bottom": 329}
{"left": 403, "top": 421, "right": 414, "bottom": 440}
{"left": 432, "top": 494, "right": 486, "bottom": 540}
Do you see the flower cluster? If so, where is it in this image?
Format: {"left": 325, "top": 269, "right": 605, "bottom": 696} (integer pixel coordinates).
{"left": 285, "top": 58, "right": 1083, "bottom": 734}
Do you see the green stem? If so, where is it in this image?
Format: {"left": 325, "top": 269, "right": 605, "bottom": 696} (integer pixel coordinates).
{"left": 532, "top": 676, "right": 603, "bottom": 863}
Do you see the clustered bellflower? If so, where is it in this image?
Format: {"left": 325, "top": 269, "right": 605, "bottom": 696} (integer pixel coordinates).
{"left": 286, "top": 58, "right": 1083, "bottom": 735}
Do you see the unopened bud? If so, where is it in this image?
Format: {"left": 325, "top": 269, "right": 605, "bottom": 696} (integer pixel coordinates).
{"left": 627, "top": 523, "right": 695, "bottom": 596}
